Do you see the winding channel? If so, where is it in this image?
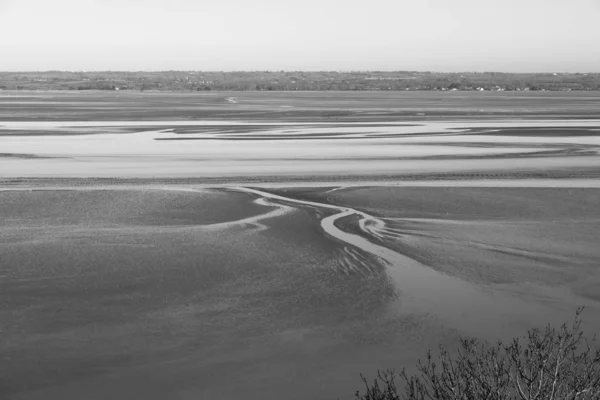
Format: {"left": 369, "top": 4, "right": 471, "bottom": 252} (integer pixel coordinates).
{"left": 231, "top": 187, "right": 415, "bottom": 268}
{"left": 230, "top": 186, "right": 587, "bottom": 335}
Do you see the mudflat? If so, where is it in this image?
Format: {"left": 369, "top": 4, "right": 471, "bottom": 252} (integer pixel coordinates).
{"left": 1, "top": 91, "right": 600, "bottom": 400}
{"left": 1, "top": 186, "right": 600, "bottom": 400}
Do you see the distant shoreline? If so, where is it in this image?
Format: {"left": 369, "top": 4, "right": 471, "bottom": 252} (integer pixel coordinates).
{"left": 2, "top": 70, "right": 599, "bottom": 92}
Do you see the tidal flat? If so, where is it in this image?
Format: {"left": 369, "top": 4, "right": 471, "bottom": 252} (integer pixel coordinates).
{"left": 1, "top": 91, "right": 600, "bottom": 399}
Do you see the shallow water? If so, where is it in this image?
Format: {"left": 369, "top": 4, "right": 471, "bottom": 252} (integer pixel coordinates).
{"left": 1, "top": 119, "right": 600, "bottom": 178}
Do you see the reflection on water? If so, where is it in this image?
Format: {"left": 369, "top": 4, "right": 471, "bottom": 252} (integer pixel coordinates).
{"left": 1, "top": 119, "right": 600, "bottom": 178}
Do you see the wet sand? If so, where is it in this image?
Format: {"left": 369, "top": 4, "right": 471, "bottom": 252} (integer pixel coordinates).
{"left": 0, "top": 187, "right": 429, "bottom": 399}
{"left": 2, "top": 91, "right": 600, "bottom": 122}
{"left": 2, "top": 119, "right": 600, "bottom": 180}
{"left": 2, "top": 185, "right": 600, "bottom": 400}
{"left": 2, "top": 91, "right": 600, "bottom": 399}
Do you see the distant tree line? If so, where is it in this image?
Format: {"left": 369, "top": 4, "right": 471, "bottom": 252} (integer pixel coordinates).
{"left": 1, "top": 71, "right": 599, "bottom": 92}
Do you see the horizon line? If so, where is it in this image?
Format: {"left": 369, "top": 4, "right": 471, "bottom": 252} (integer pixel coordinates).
{"left": 2, "top": 69, "right": 599, "bottom": 75}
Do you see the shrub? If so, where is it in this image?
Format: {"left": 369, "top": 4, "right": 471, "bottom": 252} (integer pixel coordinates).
{"left": 355, "top": 308, "right": 600, "bottom": 400}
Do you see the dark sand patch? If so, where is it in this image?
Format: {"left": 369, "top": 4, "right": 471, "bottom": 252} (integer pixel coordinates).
{"left": 171, "top": 125, "right": 287, "bottom": 134}
{"left": 0, "top": 188, "right": 433, "bottom": 400}
{"left": 3, "top": 167, "right": 600, "bottom": 189}
{"left": 0, "top": 153, "right": 65, "bottom": 159}
{"left": 0, "top": 127, "right": 160, "bottom": 136}
{"left": 295, "top": 186, "right": 600, "bottom": 220}
{"left": 3, "top": 91, "right": 600, "bottom": 122}
{"left": 190, "top": 149, "right": 595, "bottom": 160}
{"left": 155, "top": 131, "right": 423, "bottom": 140}
{"left": 459, "top": 127, "right": 600, "bottom": 137}
{"left": 0, "top": 188, "right": 266, "bottom": 227}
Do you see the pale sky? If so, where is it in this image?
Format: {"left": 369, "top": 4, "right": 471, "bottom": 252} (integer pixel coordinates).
{"left": 1, "top": 0, "right": 599, "bottom": 72}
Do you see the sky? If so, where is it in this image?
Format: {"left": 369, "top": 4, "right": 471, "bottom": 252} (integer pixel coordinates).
{"left": 0, "top": 0, "right": 599, "bottom": 72}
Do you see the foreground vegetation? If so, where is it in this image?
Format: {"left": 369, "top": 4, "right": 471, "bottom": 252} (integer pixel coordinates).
{"left": 2, "top": 71, "right": 600, "bottom": 92}
{"left": 356, "top": 309, "right": 600, "bottom": 400}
